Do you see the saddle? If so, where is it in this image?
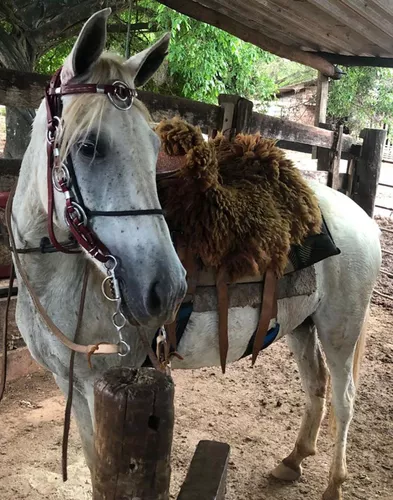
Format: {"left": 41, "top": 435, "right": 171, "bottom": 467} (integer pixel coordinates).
{"left": 155, "top": 118, "right": 340, "bottom": 373}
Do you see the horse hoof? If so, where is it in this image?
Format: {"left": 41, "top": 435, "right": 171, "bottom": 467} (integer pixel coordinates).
{"left": 322, "top": 489, "right": 343, "bottom": 500}
{"left": 271, "top": 461, "right": 302, "bottom": 481}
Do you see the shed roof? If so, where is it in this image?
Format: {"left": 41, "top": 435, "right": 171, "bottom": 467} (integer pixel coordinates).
{"left": 158, "top": 0, "right": 393, "bottom": 78}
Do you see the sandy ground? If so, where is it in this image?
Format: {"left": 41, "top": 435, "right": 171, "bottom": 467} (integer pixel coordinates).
{"left": 0, "top": 302, "right": 392, "bottom": 500}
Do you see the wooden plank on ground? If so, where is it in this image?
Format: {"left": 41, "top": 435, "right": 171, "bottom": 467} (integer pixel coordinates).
{"left": 177, "top": 440, "right": 230, "bottom": 500}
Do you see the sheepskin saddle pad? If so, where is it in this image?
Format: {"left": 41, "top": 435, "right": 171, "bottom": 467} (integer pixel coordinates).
{"left": 150, "top": 118, "right": 340, "bottom": 371}
{"left": 155, "top": 117, "right": 339, "bottom": 290}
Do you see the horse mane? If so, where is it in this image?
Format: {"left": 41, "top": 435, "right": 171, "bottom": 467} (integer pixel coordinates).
{"left": 59, "top": 52, "right": 151, "bottom": 161}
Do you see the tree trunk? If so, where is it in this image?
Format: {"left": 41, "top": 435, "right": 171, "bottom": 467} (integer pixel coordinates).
{"left": 0, "top": 32, "right": 36, "bottom": 159}
{"left": 4, "top": 107, "right": 35, "bottom": 158}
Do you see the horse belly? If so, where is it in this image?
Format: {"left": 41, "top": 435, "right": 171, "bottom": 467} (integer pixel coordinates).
{"left": 171, "top": 292, "right": 320, "bottom": 370}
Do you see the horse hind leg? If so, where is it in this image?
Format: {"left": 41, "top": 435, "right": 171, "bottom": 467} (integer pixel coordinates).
{"left": 316, "top": 307, "right": 369, "bottom": 500}
{"left": 271, "top": 319, "right": 328, "bottom": 481}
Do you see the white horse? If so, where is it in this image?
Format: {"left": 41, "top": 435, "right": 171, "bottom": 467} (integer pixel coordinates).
{"left": 9, "top": 9, "right": 381, "bottom": 500}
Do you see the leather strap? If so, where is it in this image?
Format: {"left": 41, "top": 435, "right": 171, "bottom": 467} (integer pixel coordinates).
{"left": 164, "top": 233, "right": 199, "bottom": 349}
{"left": 62, "top": 260, "right": 89, "bottom": 481}
{"left": 216, "top": 266, "right": 229, "bottom": 374}
{"left": 0, "top": 264, "right": 15, "bottom": 403}
{"left": 252, "top": 268, "right": 277, "bottom": 366}
{"left": 165, "top": 320, "right": 177, "bottom": 350}
{"left": 5, "top": 186, "right": 119, "bottom": 356}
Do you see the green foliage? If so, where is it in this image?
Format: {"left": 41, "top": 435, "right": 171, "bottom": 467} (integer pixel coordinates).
{"left": 152, "top": 2, "right": 276, "bottom": 104}
{"left": 35, "top": 38, "right": 75, "bottom": 74}
{"left": 34, "top": 0, "right": 277, "bottom": 106}
{"left": 328, "top": 66, "right": 393, "bottom": 136}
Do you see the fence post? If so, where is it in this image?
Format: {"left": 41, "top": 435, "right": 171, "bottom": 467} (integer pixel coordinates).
{"left": 351, "top": 128, "right": 386, "bottom": 217}
{"left": 218, "top": 94, "right": 253, "bottom": 139}
{"left": 93, "top": 367, "right": 174, "bottom": 500}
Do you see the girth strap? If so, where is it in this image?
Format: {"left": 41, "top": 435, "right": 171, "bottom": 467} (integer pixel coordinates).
{"left": 216, "top": 267, "right": 229, "bottom": 374}
{"left": 252, "top": 268, "right": 277, "bottom": 366}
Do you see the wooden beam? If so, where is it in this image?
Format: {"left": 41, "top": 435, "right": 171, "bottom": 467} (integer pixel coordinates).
{"left": 93, "top": 367, "right": 174, "bottom": 500}
{"left": 329, "top": 125, "right": 344, "bottom": 190}
{"left": 352, "top": 128, "right": 387, "bottom": 217}
{"left": 156, "top": 0, "right": 341, "bottom": 78}
{"left": 249, "top": 113, "right": 354, "bottom": 151}
{"left": 314, "top": 73, "right": 329, "bottom": 127}
{"left": 177, "top": 441, "right": 230, "bottom": 500}
{"left": 306, "top": 0, "right": 393, "bottom": 52}
{"left": 141, "top": 90, "right": 222, "bottom": 131}
{"left": 0, "top": 68, "right": 47, "bottom": 108}
{"left": 307, "top": 51, "right": 393, "bottom": 68}
{"left": 218, "top": 94, "right": 253, "bottom": 138}
{"left": 0, "top": 68, "right": 223, "bottom": 131}
{"left": 0, "top": 159, "right": 22, "bottom": 177}
{"left": 313, "top": 72, "right": 329, "bottom": 162}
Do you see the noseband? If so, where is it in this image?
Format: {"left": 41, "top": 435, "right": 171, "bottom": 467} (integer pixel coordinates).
{"left": 45, "top": 67, "right": 164, "bottom": 263}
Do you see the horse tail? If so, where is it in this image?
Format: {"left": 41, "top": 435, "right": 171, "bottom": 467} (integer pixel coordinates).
{"left": 327, "top": 303, "right": 370, "bottom": 436}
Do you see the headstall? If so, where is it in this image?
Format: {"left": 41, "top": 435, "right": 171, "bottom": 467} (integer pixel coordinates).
{"left": 16, "top": 67, "right": 167, "bottom": 360}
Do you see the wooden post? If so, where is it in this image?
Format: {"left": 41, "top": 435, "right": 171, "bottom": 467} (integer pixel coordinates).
{"left": 177, "top": 440, "right": 230, "bottom": 500}
{"left": 314, "top": 73, "right": 329, "bottom": 127}
{"left": 328, "top": 124, "right": 344, "bottom": 190}
{"left": 313, "top": 72, "right": 329, "bottom": 161}
{"left": 218, "top": 94, "right": 253, "bottom": 139}
{"left": 93, "top": 367, "right": 174, "bottom": 500}
{"left": 316, "top": 123, "right": 333, "bottom": 171}
{"left": 352, "top": 128, "right": 387, "bottom": 217}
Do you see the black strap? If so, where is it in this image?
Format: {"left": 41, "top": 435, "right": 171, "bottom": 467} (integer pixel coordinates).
{"left": 87, "top": 209, "right": 164, "bottom": 217}
{"left": 66, "top": 154, "right": 164, "bottom": 218}
{"left": 10, "top": 237, "right": 80, "bottom": 255}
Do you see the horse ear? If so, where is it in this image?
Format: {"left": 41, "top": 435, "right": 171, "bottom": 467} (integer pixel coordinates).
{"left": 61, "top": 8, "right": 111, "bottom": 84}
{"left": 125, "top": 33, "right": 170, "bottom": 87}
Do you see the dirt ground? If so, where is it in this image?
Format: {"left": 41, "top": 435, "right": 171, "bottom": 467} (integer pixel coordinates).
{"left": 0, "top": 301, "right": 392, "bottom": 500}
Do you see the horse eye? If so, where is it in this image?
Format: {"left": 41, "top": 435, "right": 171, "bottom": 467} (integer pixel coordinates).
{"left": 78, "top": 141, "right": 102, "bottom": 158}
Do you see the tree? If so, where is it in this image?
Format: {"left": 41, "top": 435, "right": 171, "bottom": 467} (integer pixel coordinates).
{"left": 0, "top": 0, "right": 130, "bottom": 157}
{"left": 36, "top": 1, "right": 278, "bottom": 106}
{"left": 327, "top": 66, "right": 393, "bottom": 137}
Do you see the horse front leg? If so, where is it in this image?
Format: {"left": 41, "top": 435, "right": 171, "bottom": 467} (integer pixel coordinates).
{"left": 271, "top": 321, "right": 328, "bottom": 481}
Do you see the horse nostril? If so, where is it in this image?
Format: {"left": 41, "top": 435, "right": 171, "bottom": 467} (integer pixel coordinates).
{"left": 148, "top": 281, "right": 162, "bottom": 314}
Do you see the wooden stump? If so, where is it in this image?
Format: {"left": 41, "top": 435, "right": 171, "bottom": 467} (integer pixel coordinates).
{"left": 93, "top": 367, "right": 174, "bottom": 500}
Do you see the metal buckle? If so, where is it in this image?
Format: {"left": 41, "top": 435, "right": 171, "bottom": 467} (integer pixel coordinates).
{"left": 52, "top": 163, "right": 71, "bottom": 192}
{"left": 64, "top": 201, "right": 88, "bottom": 227}
{"left": 107, "top": 81, "right": 136, "bottom": 111}
{"left": 47, "top": 116, "right": 62, "bottom": 144}
{"left": 117, "top": 339, "right": 131, "bottom": 357}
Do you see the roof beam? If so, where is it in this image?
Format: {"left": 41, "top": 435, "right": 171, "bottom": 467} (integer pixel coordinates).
{"left": 307, "top": 52, "right": 393, "bottom": 68}
{"left": 157, "top": 0, "right": 341, "bottom": 78}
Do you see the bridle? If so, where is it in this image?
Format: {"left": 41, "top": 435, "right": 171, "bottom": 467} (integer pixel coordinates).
{"left": 46, "top": 67, "right": 163, "bottom": 262}
{"left": 6, "top": 66, "right": 169, "bottom": 365}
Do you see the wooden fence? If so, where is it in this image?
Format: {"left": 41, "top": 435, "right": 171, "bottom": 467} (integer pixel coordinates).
{"left": 0, "top": 67, "right": 387, "bottom": 278}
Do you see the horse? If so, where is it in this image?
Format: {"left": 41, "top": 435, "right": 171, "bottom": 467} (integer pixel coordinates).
{"left": 8, "top": 9, "right": 381, "bottom": 500}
